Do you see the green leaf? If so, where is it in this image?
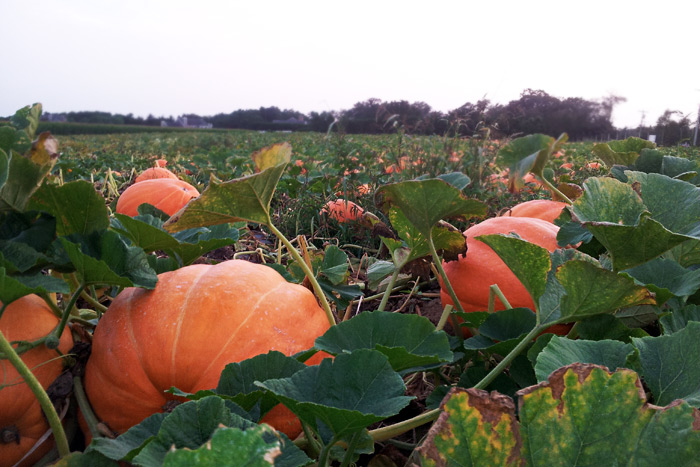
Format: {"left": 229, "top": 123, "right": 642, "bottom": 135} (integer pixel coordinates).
{"left": 11, "top": 103, "right": 42, "bottom": 140}
{"left": 592, "top": 136, "right": 655, "bottom": 167}
{"left": 88, "top": 413, "right": 166, "bottom": 462}
{"left": 436, "top": 171, "right": 471, "bottom": 190}
{"left": 497, "top": 133, "right": 566, "bottom": 190}
{"left": 0, "top": 268, "right": 69, "bottom": 305}
{"left": 132, "top": 396, "right": 309, "bottom": 467}
{"left": 257, "top": 349, "right": 413, "bottom": 438}
{"left": 162, "top": 163, "right": 287, "bottom": 232}
{"left": 375, "top": 178, "right": 486, "bottom": 237}
{"left": 0, "top": 141, "right": 57, "bottom": 212}
{"left": 320, "top": 245, "right": 348, "bottom": 285}
{"left": 623, "top": 258, "right": 700, "bottom": 303}
{"left": 366, "top": 260, "right": 394, "bottom": 289}
{"left": 576, "top": 314, "right": 648, "bottom": 342}
{"left": 463, "top": 308, "right": 536, "bottom": 355}
{"left": 534, "top": 336, "right": 634, "bottom": 382}
{"left": 477, "top": 234, "right": 551, "bottom": 306}
{"left": 555, "top": 260, "right": 656, "bottom": 322}
{"left": 317, "top": 279, "right": 362, "bottom": 309}
{"left": 28, "top": 180, "right": 109, "bottom": 236}
{"left": 419, "top": 363, "right": 700, "bottom": 465}
{"left": 659, "top": 305, "right": 700, "bottom": 334}
{"left": 632, "top": 321, "right": 700, "bottom": 406}
{"left": 58, "top": 231, "right": 157, "bottom": 288}
{"left": 314, "top": 311, "right": 453, "bottom": 374}
{"left": 0, "top": 129, "right": 16, "bottom": 155}
{"left": 163, "top": 425, "right": 282, "bottom": 466}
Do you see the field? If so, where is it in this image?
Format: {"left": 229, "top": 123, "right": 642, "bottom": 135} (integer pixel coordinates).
{"left": 3, "top": 105, "right": 700, "bottom": 466}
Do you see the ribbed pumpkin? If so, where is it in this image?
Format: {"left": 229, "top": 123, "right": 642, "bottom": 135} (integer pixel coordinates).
{"left": 440, "top": 216, "right": 568, "bottom": 334}
{"left": 116, "top": 178, "right": 199, "bottom": 216}
{"left": 134, "top": 167, "right": 179, "bottom": 183}
{"left": 83, "top": 260, "right": 331, "bottom": 438}
{"left": 320, "top": 199, "right": 365, "bottom": 223}
{"left": 0, "top": 295, "right": 73, "bottom": 467}
{"left": 502, "top": 199, "right": 568, "bottom": 224}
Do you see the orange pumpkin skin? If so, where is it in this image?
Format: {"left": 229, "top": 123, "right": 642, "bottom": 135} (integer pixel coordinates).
{"left": 84, "top": 260, "right": 331, "bottom": 439}
{"left": 154, "top": 158, "right": 168, "bottom": 168}
{"left": 0, "top": 295, "right": 73, "bottom": 467}
{"left": 134, "top": 167, "right": 179, "bottom": 183}
{"left": 116, "top": 179, "right": 199, "bottom": 217}
{"left": 440, "top": 217, "right": 569, "bottom": 335}
{"left": 502, "top": 199, "right": 568, "bottom": 224}
{"left": 320, "top": 199, "right": 365, "bottom": 222}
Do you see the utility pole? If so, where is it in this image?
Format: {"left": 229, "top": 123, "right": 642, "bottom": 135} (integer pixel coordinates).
{"left": 694, "top": 104, "right": 699, "bottom": 146}
{"left": 638, "top": 110, "right": 646, "bottom": 138}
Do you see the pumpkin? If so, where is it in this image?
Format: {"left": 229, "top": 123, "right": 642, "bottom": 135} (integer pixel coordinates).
{"left": 440, "top": 216, "right": 570, "bottom": 335}
{"left": 0, "top": 295, "right": 73, "bottom": 467}
{"left": 83, "top": 260, "right": 331, "bottom": 439}
{"left": 320, "top": 199, "right": 365, "bottom": 223}
{"left": 502, "top": 199, "right": 568, "bottom": 224}
{"left": 116, "top": 178, "right": 199, "bottom": 217}
{"left": 134, "top": 167, "right": 179, "bottom": 184}
{"left": 155, "top": 158, "right": 168, "bottom": 168}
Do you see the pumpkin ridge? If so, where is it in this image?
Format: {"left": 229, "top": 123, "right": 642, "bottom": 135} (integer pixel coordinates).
{"left": 123, "top": 290, "right": 162, "bottom": 401}
{"left": 170, "top": 266, "right": 213, "bottom": 385}
{"left": 192, "top": 280, "right": 286, "bottom": 390}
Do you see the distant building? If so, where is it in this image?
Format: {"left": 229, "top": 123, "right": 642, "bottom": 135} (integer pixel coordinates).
{"left": 272, "top": 116, "right": 307, "bottom": 125}
{"left": 161, "top": 116, "right": 213, "bottom": 129}
{"left": 41, "top": 112, "right": 67, "bottom": 122}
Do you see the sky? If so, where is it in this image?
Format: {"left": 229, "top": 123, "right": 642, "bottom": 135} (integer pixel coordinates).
{"left": 2, "top": 0, "right": 699, "bottom": 129}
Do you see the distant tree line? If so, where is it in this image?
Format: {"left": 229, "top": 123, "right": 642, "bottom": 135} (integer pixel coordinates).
{"left": 34, "top": 89, "right": 698, "bottom": 144}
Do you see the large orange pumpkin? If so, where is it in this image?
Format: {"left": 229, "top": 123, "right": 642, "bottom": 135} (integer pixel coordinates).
{"left": 502, "top": 199, "right": 568, "bottom": 224}
{"left": 0, "top": 295, "right": 73, "bottom": 467}
{"left": 83, "top": 260, "right": 331, "bottom": 439}
{"left": 440, "top": 216, "right": 569, "bottom": 334}
{"left": 320, "top": 199, "right": 365, "bottom": 223}
{"left": 134, "top": 167, "right": 179, "bottom": 183}
{"left": 116, "top": 178, "right": 199, "bottom": 217}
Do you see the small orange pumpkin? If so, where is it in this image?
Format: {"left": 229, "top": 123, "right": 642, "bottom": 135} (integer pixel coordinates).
{"left": 83, "top": 260, "right": 331, "bottom": 439}
{"left": 502, "top": 199, "right": 568, "bottom": 224}
{"left": 320, "top": 199, "right": 365, "bottom": 223}
{"left": 116, "top": 178, "right": 199, "bottom": 217}
{"left": 0, "top": 295, "right": 73, "bottom": 466}
{"left": 134, "top": 167, "right": 179, "bottom": 184}
{"left": 440, "top": 217, "right": 569, "bottom": 335}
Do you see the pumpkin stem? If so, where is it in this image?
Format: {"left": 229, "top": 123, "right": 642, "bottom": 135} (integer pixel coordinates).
{"left": 1, "top": 425, "right": 20, "bottom": 444}
{"left": 0, "top": 330, "right": 70, "bottom": 458}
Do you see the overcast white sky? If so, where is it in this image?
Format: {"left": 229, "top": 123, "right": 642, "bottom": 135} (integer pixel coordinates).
{"left": 2, "top": 0, "right": 699, "bottom": 128}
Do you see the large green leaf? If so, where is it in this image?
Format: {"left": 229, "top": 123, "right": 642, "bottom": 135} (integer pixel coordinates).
{"left": 11, "top": 103, "right": 42, "bottom": 141}
{"left": 477, "top": 234, "right": 551, "bottom": 306}
{"left": 163, "top": 425, "right": 282, "bottom": 466}
{"left": 87, "top": 413, "right": 166, "bottom": 463}
{"left": 497, "top": 133, "right": 567, "bottom": 191}
{"left": 534, "top": 336, "right": 634, "bottom": 382}
{"left": 28, "top": 180, "right": 110, "bottom": 236}
{"left": 418, "top": 363, "right": 700, "bottom": 465}
{"left": 659, "top": 305, "right": 700, "bottom": 334}
{"left": 631, "top": 321, "right": 700, "bottom": 407}
{"left": 375, "top": 178, "right": 486, "bottom": 237}
{"left": 58, "top": 231, "right": 157, "bottom": 288}
{"left": 463, "top": 308, "right": 537, "bottom": 356}
{"left": 592, "top": 136, "right": 655, "bottom": 167}
{"left": 257, "top": 349, "right": 412, "bottom": 438}
{"left": 0, "top": 267, "right": 69, "bottom": 305}
{"left": 623, "top": 258, "right": 700, "bottom": 303}
{"left": 0, "top": 149, "right": 8, "bottom": 191}
{"left": 162, "top": 163, "right": 287, "bottom": 232}
{"left": 314, "top": 312, "right": 453, "bottom": 374}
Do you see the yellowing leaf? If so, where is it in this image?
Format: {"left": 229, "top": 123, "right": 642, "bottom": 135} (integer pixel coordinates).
{"left": 252, "top": 142, "right": 292, "bottom": 172}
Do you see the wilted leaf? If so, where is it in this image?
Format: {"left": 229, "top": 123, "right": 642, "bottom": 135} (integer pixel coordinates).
{"left": 314, "top": 312, "right": 453, "bottom": 374}
{"left": 252, "top": 142, "right": 292, "bottom": 172}
{"left": 163, "top": 163, "right": 287, "bottom": 232}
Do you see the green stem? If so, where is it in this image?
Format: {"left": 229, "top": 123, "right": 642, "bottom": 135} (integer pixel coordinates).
{"left": 53, "top": 284, "right": 85, "bottom": 341}
{"left": 0, "top": 330, "right": 70, "bottom": 458}
{"left": 369, "top": 407, "right": 441, "bottom": 443}
{"left": 488, "top": 284, "right": 512, "bottom": 312}
{"left": 79, "top": 289, "right": 108, "bottom": 314}
{"left": 317, "top": 433, "right": 341, "bottom": 467}
{"left": 435, "top": 304, "right": 453, "bottom": 332}
{"left": 428, "top": 235, "right": 465, "bottom": 343}
{"left": 267, "top": 223, "right": 336, "bottom": 327}
{"left": 474, "top": 324, "right": 543, "bottom": 390}
{"left": 538, "top": 174, "right": 573, "bottom": 204}
{"left": 377, "top": 267, "right": 401, "bottom": 312}
{"left": 340, "top": 431, "right": 363, "bottom": 467}
{"left": 73, "top": 376, "right": 101, "bottom": 440}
